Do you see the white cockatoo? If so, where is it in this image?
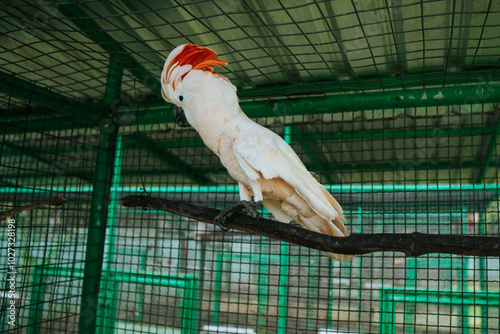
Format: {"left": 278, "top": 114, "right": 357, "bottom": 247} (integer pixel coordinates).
{"left": 161, "top": 44, "right": 354, "bottom": 261}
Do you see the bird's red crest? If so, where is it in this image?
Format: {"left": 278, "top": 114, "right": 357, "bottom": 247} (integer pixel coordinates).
{"left": 173, "top": 44, "right": 227, "bottom": 75}
{"left": 162, "top": 44, "right": 228, "bottom": 100}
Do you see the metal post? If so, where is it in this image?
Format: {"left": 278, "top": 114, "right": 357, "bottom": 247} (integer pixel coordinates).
{"left": 256, "top": 248, "right": 269, "bottom": 332}
{"left": 27, "top": 266, "right": 44, "bottom": 334}
{"left": 356, "top": 206, "right": 363, "bottom": 329}
{"left": 477, "top": 209, "right": 488, "bottom": 333}
{"left": 78, "top": 55, "right": 122, "bottom": 334}
{"left": 277, "top": 126, "right": 292, "bottom": 333}
{"left": 211, "top": 248, "right": 224, "bottom": 325}
{"left": 99, "top": 135, "right": 123, "bottom": 333}
{"left": 277, "top": 243, "right": 289, "bottom": 334}
{"left": 458, "top": 206, "right": 470, "bottom": 334}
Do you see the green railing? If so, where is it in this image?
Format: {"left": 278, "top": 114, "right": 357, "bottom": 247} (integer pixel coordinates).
{"left": 28, "top": 265, "right": 199, "bottom": 334}
{"left": 379, "top": 287, "right": 500, "bottom": 334}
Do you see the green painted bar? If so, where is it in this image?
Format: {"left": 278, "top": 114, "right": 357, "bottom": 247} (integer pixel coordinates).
{"left": 134, "top": 247, "right": 148, "bottom": 323}
{"left": 27, "top": 266, "right": 44, "bottom": 334}
{"left": 277, "top": 243, "right": 290, "bottom": 334}
{"left": 78, "top": 127, "right": 119, "bottom": 334}
{"left": 2, "top": 183, "right": 500, "bottom": 195}
{"left": 211, "top": 251, "right": 224, "bottom": 325}
{"left": 104, "top": 135, "right": 123, "bottom": 272}
{"left": 4, "top": 81, "right": 500, "bottom": 135}
{"left": 478, "top": 211, "right": 489, "bottom": 332}
{"left": 241, "top": 84, "right": 500, "bottom": 118}
{"left": 326, "top": 260, "right": 334, "bottom": 330}
{"left": 111, "top": 273, "right": 192, "bottom": 287}
{"left": 256, "top": 247, "right": 269, "bottom": 332}
{"left": 78, "top": 57, "right": 122, "bottom": 334}
{"left": 277, "top": 126, "right": 291, "bottom": 333}
{"left": 378, "top": 288, "right": 500, "bottom": 333}
{"left": 182, "top": 278, "right": 197, "bottom": 334}
{"left": 355, "top": 206, "right": 364, "bottom": 326}
{"left": 103, "top": 55, "right": 125, "bottom": 106}
{"left": 457, "top": 207, "right": 470, "bottom": 333}
{"left": 237, "top": 70, "right": 500, "bottom": 99}
{"left": 404, "top": 258, "right": 417, "bottom": 333}
{"left": 100, "top": 135, "right": 123, "bottom": 333}
{"left": 99, "top": 276, "right": 118, "bottom": 334}
{"left": 32, "top": 266, "right": 197, "bottom": 333}
{"left": 117, "top": 83, "right": 500, "bottom": 122}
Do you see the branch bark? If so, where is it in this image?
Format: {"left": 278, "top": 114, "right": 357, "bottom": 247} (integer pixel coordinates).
{"left": 120, "top": 195, "right": 500, "bottom": 257}
{"left": 0, "top": 197, "right": 67, "bottom": 221}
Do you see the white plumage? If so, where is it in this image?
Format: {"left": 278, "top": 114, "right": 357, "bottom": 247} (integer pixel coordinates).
{"left": 161, "top": 44, "right": 354, "bottom": 261}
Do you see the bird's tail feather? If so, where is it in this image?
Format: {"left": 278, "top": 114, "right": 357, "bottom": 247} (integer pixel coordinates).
{"left": 264, "top": 198, "right": 355, "bottom": 262}
{"left": 303, "top": 214, "right": 355, "bottom": 262}
{"left": 324, "top": 215, "right": 356, "bottom": 262}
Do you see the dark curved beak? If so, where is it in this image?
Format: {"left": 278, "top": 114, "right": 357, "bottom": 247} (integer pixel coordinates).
{"left": 172, "top": 105, "right": 190, "bottom": 127}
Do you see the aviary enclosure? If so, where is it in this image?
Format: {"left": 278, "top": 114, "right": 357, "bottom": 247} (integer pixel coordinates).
{"left": 1, "top": 0, "right": 500, "bottom": 333}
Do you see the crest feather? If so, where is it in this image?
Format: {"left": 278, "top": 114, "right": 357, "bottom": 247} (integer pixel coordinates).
{"left": 161, "top": 44, "right": 228, "bottom": 101}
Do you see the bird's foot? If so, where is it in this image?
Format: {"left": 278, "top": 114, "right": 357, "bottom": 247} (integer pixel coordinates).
{"left": 213, "top": 200, "right": 262, "bottom": 231}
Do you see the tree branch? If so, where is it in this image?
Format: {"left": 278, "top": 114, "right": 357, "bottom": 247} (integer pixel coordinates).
{"left": 120, "top": 195, "right": 500, "bottom": 257}
{"left": 0, "top": 197, "right": 67, "bottom": 221}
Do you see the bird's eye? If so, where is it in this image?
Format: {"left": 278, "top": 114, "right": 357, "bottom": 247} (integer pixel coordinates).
{"left": 179, "top": 94, "right": 185, "bottom": 102}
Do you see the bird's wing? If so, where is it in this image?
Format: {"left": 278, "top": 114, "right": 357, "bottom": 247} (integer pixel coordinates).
{"left": 232, "top": 125, "right": 346, "bottom": 234}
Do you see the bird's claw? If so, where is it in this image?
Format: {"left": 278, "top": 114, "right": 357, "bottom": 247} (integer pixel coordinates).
{"left": 213, "top": 215, "right": 230, "bottom": 231}
{"left": 240, "top": 200, "right": 261, "bottom": 220}
{"left": 213, "top": 200, "right": 262, "bottom": 231}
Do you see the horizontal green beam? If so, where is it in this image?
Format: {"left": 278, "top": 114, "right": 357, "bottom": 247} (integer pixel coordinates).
{"left": 118, "top": 83, "right": 500, "bottom": 123}
{"left": 237, "top": 68, "right": 500, "bottom": 99}
{"left": 34, "top": 265, "right": 196, "bottom": 285}
{"left": 2, "top": 183, "right": 499, "bottom": 195}
{"left": 4, "top": 82, "right": 499, "bottom": 135}
{"left": 241, "top": 84, "right": 500, "bottom": 118}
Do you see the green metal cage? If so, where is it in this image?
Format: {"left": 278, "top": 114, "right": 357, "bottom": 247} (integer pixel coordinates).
{"left": 1, "top": 0, "right": 500, "bottom": 333}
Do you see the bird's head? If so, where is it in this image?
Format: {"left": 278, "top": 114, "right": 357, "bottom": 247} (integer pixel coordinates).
{"left": 161, "top": 44, "right": 235, "bottom": 127}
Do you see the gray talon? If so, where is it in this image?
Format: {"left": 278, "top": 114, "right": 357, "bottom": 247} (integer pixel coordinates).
{"left": 213, "top": 216, "right": 230, "bottom": 231}
{"left": 213, "top": 200, "right": 262, "bottom": 231}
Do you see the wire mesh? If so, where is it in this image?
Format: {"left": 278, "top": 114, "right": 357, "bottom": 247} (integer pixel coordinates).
{"left": 1, "top": 0, "right": 500, "bottom": 333}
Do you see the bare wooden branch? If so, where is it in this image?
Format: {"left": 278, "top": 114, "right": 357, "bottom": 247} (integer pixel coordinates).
{"left": 120, "top": 195, "right": 500, "bottom": 257}
{"left": 0, "top": 197, "right": 67, "bottom": 221}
